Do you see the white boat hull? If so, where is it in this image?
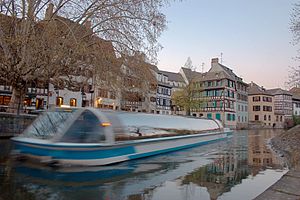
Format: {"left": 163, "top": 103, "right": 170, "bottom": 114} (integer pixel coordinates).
{"left": 12, "top": 131, "right": 232, "bottom": 166}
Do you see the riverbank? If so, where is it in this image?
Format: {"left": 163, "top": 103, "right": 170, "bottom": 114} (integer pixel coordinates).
{"left": 254, "top": 125, "right": 300, "bottom": 199}
{"left": 0, "top": 113, "right": 36, "bottom": 137}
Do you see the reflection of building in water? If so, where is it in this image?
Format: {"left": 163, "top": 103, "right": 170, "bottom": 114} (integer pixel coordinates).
{"left": 181, "top": 132, "right": 249, "bottom": 200}
{"left": 248, "top": 129, "right": 282, "bottom": 175}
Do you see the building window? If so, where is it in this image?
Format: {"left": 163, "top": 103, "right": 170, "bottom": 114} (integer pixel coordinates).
{"left": 3, "top": 85, "right": 10, "bottom": 91}
{"left": 280, "top": 116, "right": 283, "bottom": 122}
{"left": 253, "top": 96, "right": 261, "bottom": 102}
{"left": 263, "top": 96, "right": 272, "bottom": 102}
{"left": 232, "top": 114, "right": 235, "bottom": 121}
{"left": 227, "top": 113, "right": 231, "bottom": 121}
{"left": 56, "top": 97, "right": 63, "bottom": 106}
{"left": 253, "top": 106, "right": 260, "bottom": 111}
{"left": 255, "top": 115, "right": 259, "bottom": 121}
{"left": 150, "top": 97, "right": 156, "bottom": 102}
{"left": 162, "top": 99, "right": 166, "bottom": 106}
{"left": 216, "top": 113, "right": 221, "bottom": 120}
{"left": 207, "top": 113, "right": 212, "bottom": 119}
{"left": 264, "top": 115, "right": 267, "bottom": 121}
{"left": 263, "top": 106, "right": 272, "bottom": 112}
{"left": 110, "top": 91, "right": 116, "bottom": 99}
{"left": 268, "top": 115, "right": 271, "bottom": 121}
{"left": 0, "top": 96, "right": 11, "bottom": 105}
{"left": 70, "top": 98, "right": 77, "bottom": 107}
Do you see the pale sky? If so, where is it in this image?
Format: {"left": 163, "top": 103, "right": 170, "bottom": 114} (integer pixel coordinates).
{"left": 157, "top": 0, "right": 299, "bottom": 89}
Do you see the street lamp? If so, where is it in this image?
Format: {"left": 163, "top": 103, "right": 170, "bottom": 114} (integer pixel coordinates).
{"left": 82, "top": 92, "right": 86, "bottom": 107}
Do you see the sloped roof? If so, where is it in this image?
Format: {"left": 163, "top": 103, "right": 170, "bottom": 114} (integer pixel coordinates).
{"left": 248, "top": 82, "right": 273, "bottom": 96}
{"left": 209, "top": 58, "right": 245, "bottom": 83}
{"left": 219, "top": 63, "right": 237, "bottom": 79}
{"left": 159, "top": 70, "right": 185, "bottom": 82}
{"left": 148, "top": 64, "right": 159, "bottom": 72}
{"left": 180, "top": 67, "right": 202, "bottom": 82}
{"left": 289, "top": 87, "right": 300, "bottom": 100}
{"left": 267, "top": 88, "right": 292, "bottom": 96}
{"left": 195, "top": 70, "right": 233, "bottom": 82}
{"left": 290, "top": 87, "right": 300, "bottom": 94}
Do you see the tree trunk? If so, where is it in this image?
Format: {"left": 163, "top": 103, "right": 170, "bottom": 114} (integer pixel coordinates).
{"left": 185, "top": 107, "right": 191, "bottom": 116}
{"left": 8, "top": 87, "right": 26, "bottom": 115}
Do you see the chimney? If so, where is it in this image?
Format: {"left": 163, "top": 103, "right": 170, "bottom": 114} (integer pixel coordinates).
{"left": 211, "top": 58, "right": 219, "bottom": 64}
{"left": 45, "top": 3, "right": 54, "bottom": 20}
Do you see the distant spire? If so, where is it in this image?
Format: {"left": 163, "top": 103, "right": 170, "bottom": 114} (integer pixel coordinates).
{"left": 220, "top": 52, "right": 223, "bottom": 64}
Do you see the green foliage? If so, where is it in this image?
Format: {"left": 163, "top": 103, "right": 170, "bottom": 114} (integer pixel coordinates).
{"left": 293, "top": 115, "right": 300, "bottom": 126}
{"left": 171, "top": 83, "right": 204, "bottom": 116}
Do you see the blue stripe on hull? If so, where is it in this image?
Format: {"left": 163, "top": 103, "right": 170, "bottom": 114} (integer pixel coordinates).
{"left": 14, "top": 143, "right": 136, "bottom": 160}
{"left": 128, "top": 137, "right": 226, "bottom": 160}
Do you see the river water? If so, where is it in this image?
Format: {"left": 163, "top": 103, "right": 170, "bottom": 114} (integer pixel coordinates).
{"left": 0, "top": 129, "right": 288, "bottom": 200}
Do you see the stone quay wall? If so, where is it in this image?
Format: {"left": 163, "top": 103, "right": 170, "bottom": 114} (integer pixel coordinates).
{"left": 0, "top": 113, "right": 36, "bottom": 137}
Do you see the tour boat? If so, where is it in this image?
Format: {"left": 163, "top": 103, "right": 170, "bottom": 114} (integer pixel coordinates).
{"left": 11, "top": 107, "right": 232, "bottom": 166}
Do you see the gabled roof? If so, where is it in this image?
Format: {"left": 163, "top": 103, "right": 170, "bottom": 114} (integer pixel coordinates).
{"left": 267, "top": 88, "right": 292, "bottom": 96}
{"left": 290, "top": 87, "right": 300, "bottom": 94}
{"left": 159, "top": 70, "right": 185, "bottom": 82}
{"left": 180, "top": 67, "right": 202, "bottom": 83}
{"left": 248, "top": 82, "right": 273, "bottom": 96}
{"left": 195, "top": 70, "right": 233, "bottom": 82}
{"left": 148, "top": 64, "right": 159, "bottom": 72}
{"left": 289, "top": 87, "right": 300, "bottom": 100}
{"left": 209, "top": 58, "right": 244, "bottom": 83}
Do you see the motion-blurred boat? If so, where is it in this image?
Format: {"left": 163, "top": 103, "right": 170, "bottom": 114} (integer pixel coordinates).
{"left": 11, "top": 108, "right": 232, "bottom": 166}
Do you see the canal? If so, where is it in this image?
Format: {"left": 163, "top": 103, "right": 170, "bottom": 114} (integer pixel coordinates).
{"left": 0, "top": 129, "right": 287, "bottom": 200}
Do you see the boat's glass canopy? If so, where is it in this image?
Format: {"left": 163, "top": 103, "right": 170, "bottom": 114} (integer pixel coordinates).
{"left": 22, "top": 108, "right": 108, "bottom": 143}
{"left": 102, "top": 111, "right": 222, "bottom": 140}
{"left": 59, "top": 110, "right": 106, "bottom": 143}
{"left": 22, "top": 108, "right": 76, "bottom": 139}
{"left": 114, "top": 112, "right": 221, "bottom": 131}
{"left": 21, "top": 108, "right": 222, "bottom": 142}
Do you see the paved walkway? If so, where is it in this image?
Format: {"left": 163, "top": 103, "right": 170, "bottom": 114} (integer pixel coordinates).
{"left": 255, "top": 170, "right": 300, "bottom": 200}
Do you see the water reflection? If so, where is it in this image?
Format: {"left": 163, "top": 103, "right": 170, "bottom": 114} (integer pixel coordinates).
{"left": 248, "top": 129, "right": 284, "bottom": 175}
{"left": 0, "top": 130, "right": 286, "bottom": 200}
{"left": 181, "top": 131, "right": 250, "bottom": 200}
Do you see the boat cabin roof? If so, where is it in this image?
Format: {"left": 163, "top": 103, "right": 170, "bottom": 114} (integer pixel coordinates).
{"left": 20, "top": 108, "right": 223, "bottom": 144}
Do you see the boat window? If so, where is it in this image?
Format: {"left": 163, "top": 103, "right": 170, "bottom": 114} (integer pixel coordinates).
{"left": 59, "top": 110, "right": 105, "bottom": 143}
{"left": 22, "top": 110, "right": 74, "bottom": 139}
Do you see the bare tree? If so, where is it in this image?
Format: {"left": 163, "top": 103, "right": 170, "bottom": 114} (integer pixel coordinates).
{"left": 287, "top": 66, "right": 300, "bottom": 88}
{"left": 119, "top": 53, "right": 157, "bottom": 111}
{"left": 0, "top": 0, "right": 169, "bottom": 111}
{"left": 288, "top": 2, "right": 300, "bottom": 88}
